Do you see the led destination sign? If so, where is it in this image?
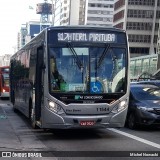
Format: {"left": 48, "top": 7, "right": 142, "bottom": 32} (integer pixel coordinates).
{"left": 57, "top": 33, "right": 116, "bottom": 43}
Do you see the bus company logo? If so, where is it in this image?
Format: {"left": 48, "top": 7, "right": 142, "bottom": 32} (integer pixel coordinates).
{"left": 84, "top": 96, "right": 103, "bottom": 100}
{"left": 75, "top": 95, "right": 103, "bottom": 100}
{"left": 2, "top": 152, "right": 11, "bottom": 157}
{"left": 75, "top": 95, "right": 83, "bottom": 100}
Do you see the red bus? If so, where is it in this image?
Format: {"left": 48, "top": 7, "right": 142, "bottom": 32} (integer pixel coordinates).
{"left": 0, "top": 66, "right": 10, "bottom": 98}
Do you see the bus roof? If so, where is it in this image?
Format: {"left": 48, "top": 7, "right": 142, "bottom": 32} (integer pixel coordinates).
{"left": 11, "top": 26, "right": 126, "bottom": 59}
{"left": 46, "top": 25, "right": 126, "bottom": 33}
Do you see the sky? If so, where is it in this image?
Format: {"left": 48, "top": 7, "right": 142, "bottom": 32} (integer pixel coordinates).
{"left": 0, "top": 0, "right": 47, "bottom": 56}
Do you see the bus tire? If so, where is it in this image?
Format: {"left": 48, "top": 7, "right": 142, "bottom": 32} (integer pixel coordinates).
{"left": 13, "top": 105, "right": 18, "bottom": 113}
{"left": 31, "top": 113, "right": 38, "bottom": 129}
{"left": 12, "top": 99, "right": 18, "bottom": 113}
{"left": 29, "top": 100, "right": 38, "bottom": 129}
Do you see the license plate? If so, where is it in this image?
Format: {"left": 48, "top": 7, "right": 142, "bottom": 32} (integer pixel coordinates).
{"left": 80, "top": 121, "right": 95, "bottom": 126}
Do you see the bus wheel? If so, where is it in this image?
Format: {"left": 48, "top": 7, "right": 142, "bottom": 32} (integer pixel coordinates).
{"left": 13, "top": 101, "right": 18, "bottom": 113}
{"left": 13, "top": 105, "right": 18, "bottom": 113}
{"left": 29, "top": 103, "right": 38, "bottom": 129}
{"left": 127, "top": 113, "right": 137, "bottom": 129}
{"left": 31, "top": 113, "right": 38, "bottom": 129}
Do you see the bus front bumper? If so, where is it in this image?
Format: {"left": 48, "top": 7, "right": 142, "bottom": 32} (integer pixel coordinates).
{"left": 0, "top": 92, "right": 10, "bottom": 98}
{"left": 42, "top": 108, "right": 127, "bottom": 129}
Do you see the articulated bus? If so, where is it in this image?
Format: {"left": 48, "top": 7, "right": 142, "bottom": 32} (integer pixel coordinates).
{"left": 10, "top": 26, "right": 130, "bottom": 129}
{"left": 0, "top": 66, "right": 10, "bottom": 99}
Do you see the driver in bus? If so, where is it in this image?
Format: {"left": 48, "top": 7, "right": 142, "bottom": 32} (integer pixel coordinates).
{"left": 50, "top": 58, "right": 65, "bottom": 90}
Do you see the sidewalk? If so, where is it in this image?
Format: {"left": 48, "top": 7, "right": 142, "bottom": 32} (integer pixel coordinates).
{"left": 0, "top": 104, "right": 22, "bottom": 151}
{"left": 0, "top": 103, "right": 57, "bottom": 159}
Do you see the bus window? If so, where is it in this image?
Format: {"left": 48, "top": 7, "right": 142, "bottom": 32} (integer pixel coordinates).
{"left": 49, "top": 47, "right": 89, "bottom": 92}
{"left": 2, "top": 74, "right": 9, "bottom": 87}
{"left": 50, "top": 57, "right": 65, "bottom": 91}
{"left": 0, "top": 66, "right": 10, "bottom": 98}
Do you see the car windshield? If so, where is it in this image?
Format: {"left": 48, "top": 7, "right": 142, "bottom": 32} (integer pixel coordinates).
{"left": 131, "top": 85, "right": 160, "bottom": 100}
{"left": 137, "top": 81, "right": 160, "bottom": 87}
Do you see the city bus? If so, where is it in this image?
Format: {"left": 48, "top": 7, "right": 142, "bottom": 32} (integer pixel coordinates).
{"left": 0, "top": 66, "right": 10, "bottom": 99}
{"left": 10, "top": 26, "right": 130, "bottom": 129}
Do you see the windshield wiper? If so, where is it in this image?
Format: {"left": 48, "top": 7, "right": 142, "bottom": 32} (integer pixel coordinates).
{"left": 97, "top": 44, "right": 110, "bottom": 68}
{"left": 67, "top": 43, "right": 83, "bottom": 70}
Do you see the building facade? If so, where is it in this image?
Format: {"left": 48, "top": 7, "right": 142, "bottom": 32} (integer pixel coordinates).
{"left": 17, "top": 21, "right": 50, "bottom": 51}
{"left": 0, "top": 54, "right": 12, "bottom": 67}
{"left": 130, "top": 54, "right": 158, "bottom": 80}
{"left": 17, "top": 24, "right": 27, "bottom": 51}
{"left": 25, "top": 21, "right": 50, "bottom": 44}
{"left": 85, "top": 0, "right": 114, "bottom": 26}
{"left": 54, "top": 0, "right": 86, "bottom": 26}
{"left": 113, "top": 0, "right": 160, "bottom": 57}
{"left": 54, "top": 0, "right": 114, "bottom": 26}
{"left": 157, "top": 19, "right": 160, "bottom": 54}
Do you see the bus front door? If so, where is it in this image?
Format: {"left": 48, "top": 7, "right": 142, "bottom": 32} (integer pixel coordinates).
{"left": 35, "top": 46, "right": 44, "bottom": 125}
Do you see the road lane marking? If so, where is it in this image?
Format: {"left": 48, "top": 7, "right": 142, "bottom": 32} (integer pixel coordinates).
{"left": 108, "top": 128, "right": 160, "bottom": 149}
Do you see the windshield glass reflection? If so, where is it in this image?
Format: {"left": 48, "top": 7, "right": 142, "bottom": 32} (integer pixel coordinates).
{"left": 131, "top": 85, "right": 160, "bottom": 100}
{"left": 49, "top": 46, "right": 126, "bottom": 94}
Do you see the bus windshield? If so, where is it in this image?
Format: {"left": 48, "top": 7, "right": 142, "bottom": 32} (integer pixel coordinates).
{"left": 49, "top": 45, "right": 127, "bottom": 94}
{"left": 2, "top": 73, "right": 9, "bottom": 87}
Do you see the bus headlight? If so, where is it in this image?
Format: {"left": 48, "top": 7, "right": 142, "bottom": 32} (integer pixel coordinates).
{"left": 48, "top": 101, "right": 64, "bottom": 114}
{"left": 111, "top": 100, "right": 127, "bottom": 113}
{"left": 2, "top": 89, "right": 6, "bottom": 92}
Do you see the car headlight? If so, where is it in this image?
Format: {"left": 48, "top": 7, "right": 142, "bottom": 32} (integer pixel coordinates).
{"left": 48, "top": 101, "right": 64, "bottom": 114}
{"left": 111, "top": 100, "right": 127, "bottom": 113}
{"left": 137, "top": 106, "right": 154, "bottom": 112}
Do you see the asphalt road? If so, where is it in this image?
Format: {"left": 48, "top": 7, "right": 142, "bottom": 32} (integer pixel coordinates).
{"left": 0, "top": 99, "right": 160, "bottom": 160}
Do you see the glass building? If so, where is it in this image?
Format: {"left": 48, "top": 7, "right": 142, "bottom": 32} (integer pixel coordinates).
{"left": 113, "top": 0, "right": 160, "bottom": 57}
{"left": 130, "top": 54, "right": 158, "bottom": 80}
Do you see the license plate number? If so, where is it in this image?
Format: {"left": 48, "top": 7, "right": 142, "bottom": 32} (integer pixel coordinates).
{"left": 80, "top": 121, "right": 95, "bottom": 126}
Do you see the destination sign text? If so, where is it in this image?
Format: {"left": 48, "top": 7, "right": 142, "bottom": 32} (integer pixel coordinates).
{"left": 58, "top": 33, "right": 116, "bottom": 42}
